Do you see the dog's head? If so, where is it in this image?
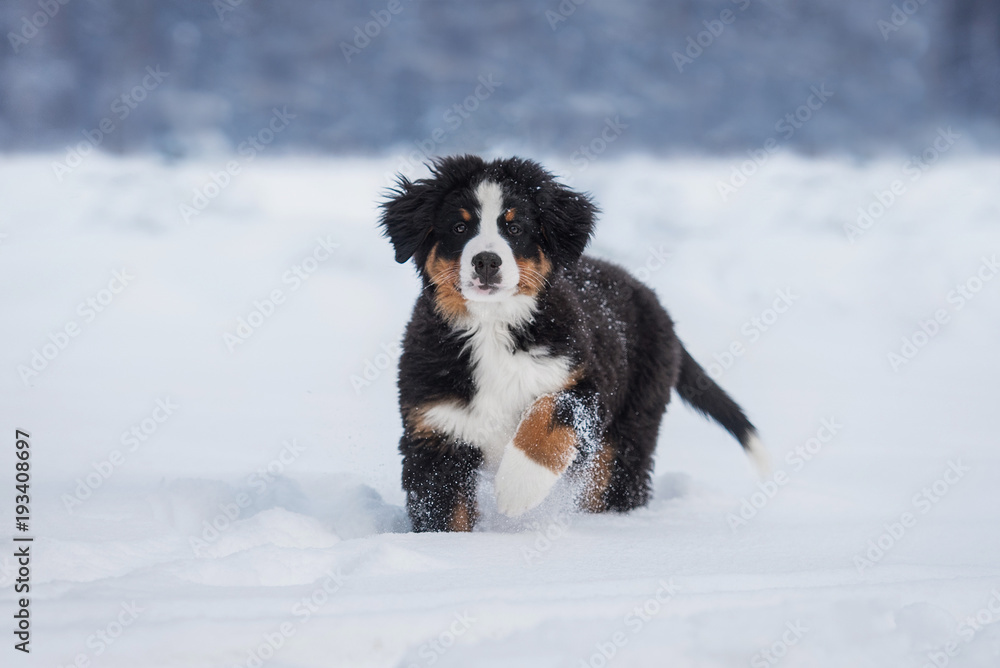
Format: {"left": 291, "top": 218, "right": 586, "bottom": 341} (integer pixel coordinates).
{"left": 380, "top": 155, "right": 597, "bottom": 316}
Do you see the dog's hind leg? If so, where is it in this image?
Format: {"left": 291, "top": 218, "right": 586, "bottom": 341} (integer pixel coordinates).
{"left": 604, "top": 296, "right": 679, "bottom": 511}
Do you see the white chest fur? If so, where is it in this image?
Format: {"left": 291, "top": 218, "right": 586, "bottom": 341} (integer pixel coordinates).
{"left": 421, "top": 298, "right": 573, "bottom": 470}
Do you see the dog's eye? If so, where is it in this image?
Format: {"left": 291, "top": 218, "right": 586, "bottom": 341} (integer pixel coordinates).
{"left": 453, "top": 222, "right": 468, "bottom": 234}
{"left": 507, "top": 223, "right": 523, "bottom": 236}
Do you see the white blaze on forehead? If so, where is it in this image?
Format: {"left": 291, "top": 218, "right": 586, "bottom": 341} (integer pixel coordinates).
{"left": 474, "top": 180, "right": 505, "bottom": 245}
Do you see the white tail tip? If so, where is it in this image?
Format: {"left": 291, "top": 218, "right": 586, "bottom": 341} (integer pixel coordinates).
{"left": 745, "top": 432, "right": 771, "bottom": 479}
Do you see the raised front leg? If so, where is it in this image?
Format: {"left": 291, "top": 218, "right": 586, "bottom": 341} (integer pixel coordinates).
{"left": 400, "top": 434, "right": 483, "bottom": 532}
{"left": 495, "top": 391, "right": 596, "bottom": 517}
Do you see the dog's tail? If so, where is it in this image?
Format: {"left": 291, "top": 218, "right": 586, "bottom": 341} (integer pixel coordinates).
{"left": 675, "top": 345, "right": 770, "bottom": 477}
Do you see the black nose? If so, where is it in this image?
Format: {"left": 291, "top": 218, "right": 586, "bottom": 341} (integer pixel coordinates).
{"left": 472, "top": 251, "right": 502, "bottom": 284}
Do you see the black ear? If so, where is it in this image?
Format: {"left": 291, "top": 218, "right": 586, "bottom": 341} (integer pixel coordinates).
{"left": 537, "top": 180, "right": 599, "bottom": 267}
{"left": 380, "top": 176, "right": 434, "bottom": 264}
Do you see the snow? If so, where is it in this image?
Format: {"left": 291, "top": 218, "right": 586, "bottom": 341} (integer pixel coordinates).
{"left": 1, "top": 151, "right": 999, "bottom": 667}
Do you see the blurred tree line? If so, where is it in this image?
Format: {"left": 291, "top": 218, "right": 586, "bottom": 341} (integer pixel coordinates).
{"left": 0, "top": 0, "right": 997, "bottom": 156}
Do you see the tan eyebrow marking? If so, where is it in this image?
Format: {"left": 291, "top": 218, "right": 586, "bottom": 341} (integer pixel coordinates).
{"left": 460, "top": 208, "right": 472, "bottom": 222}
{"left": 504, "top": 207, "right": 516, "bottom": 222}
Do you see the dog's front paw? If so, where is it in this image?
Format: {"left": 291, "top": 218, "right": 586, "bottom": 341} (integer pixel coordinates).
{"left": 494, "top": 443, "right": 559, "bottom": 517}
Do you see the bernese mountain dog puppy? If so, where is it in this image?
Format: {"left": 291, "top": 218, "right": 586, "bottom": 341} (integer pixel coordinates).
{"left": 380, "top": 155, "right": 767, "bottom": 532}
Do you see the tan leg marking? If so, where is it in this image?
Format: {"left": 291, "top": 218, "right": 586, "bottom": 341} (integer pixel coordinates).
{"left": 448, "top": 493, "right": 476, "bottom": 532}
{"left": 512, "top": 394, "right": 578, "bottom": 474}
{"left": 579, "top": 442, "right": 615, "bottom": 513}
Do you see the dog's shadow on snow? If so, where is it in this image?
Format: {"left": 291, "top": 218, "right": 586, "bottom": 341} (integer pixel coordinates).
{"left": 650, "top": 471, "right": 694, "bottom": 506}
{"left": 149, "top": 470, "right": 693, "bottom": 541}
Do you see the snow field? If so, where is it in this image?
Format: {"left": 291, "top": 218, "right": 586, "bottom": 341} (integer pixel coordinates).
{"left": 0, "top": 149, "right": 998, "bottom": 666}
